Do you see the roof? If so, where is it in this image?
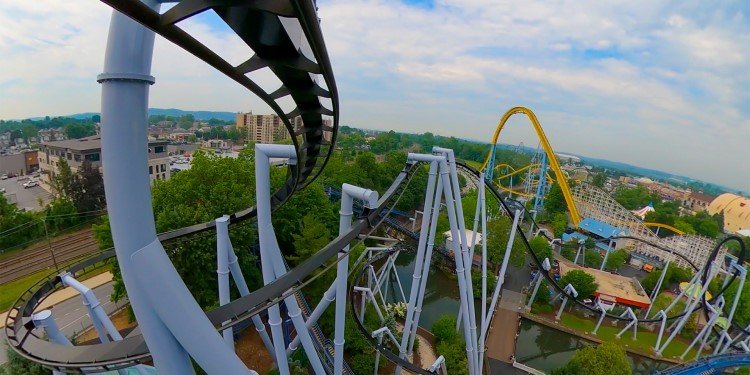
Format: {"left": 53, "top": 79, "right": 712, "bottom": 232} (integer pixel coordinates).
{"left": 561, "top": 232, "right": 614, "bottom": 252}
{"left": 42, "top": 136, "right": 167, "bottom": 151}
{"left": 689, "top": 191, "right": 716, "bottom": 204}
{"left": 708, "top": 193, "right": 750, "bottom": 233}
{"left": 42, "top": 136, "right": 102, "bottom": 151}
{"left": 632, "top": 204, "right": 655, "bottom": 220}
{"left": 559, "top": 261, "right": 651, "bottom": 308}
{"left": 443, "top": 229, "right": 482, "bottom": 246}
{"left": 578, "top": 217, "right": 626, "bottom": 239}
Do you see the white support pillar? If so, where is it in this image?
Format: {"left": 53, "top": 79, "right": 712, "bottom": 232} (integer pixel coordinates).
{"left": 657, "top": 262, "right": 718, "bottom": 356}
{"left": 555, "top": 284, "right": 578, "bottom": 321}
{"left": 216, "top": 216, "right": 234, "bottom": 349}
{"left": 255, "top": 144, "right": 324, "bottom": 375}
{"left": 654, "top": 311, "right": 667, "bottom": 352}
{"left": 592, "top": 302, "right": 608, "bottom": 335}
{"left": 644, "top": 256, "right": 672, "bottom": 319}
{"left": 32, "top": 310, "right": 70, "bottom": 375}
{"left": 483, "top": 210, "right": 522, "bottom": 338}
{"left": 98, "top": 1, "right": 195, "bottom": 371}
{"left": 615, "top": 308, "right": 638, "bottom": 341}
{"left": 408, "top": 168, "right": 444, "bottom": 356}
{"left": 334, "top": 183, "right": 378, "bottom": 375}
{"left": 526, "top": 258, "right": 551, "bottom": 309}
{"left": 397, "top": 154, "right": 441, "bottom": 375}
{"left": 437, "top": 155, "right": 478, "bottom": 375}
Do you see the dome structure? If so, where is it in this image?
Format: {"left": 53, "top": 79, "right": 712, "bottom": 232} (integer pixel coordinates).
{"left": 707, "top": 193, "right": 750, "bottom": 233}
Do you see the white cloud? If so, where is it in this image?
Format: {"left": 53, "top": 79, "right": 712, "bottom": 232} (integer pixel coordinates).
{"left": 0, "top": 0, "right": 749, "bottom": 191}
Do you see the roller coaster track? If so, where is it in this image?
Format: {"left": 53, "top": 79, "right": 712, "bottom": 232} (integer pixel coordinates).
{"left": 656, "top": 353, "right": 750, "bottom": 374}
{"left": 479, "top": 106, "right": 583, "bottom": 226}
{"left": 4, "top": 161, "right": 419, "bottom": 371}
{"left": 4, "top": 0, "right": 350, "bottom": 371}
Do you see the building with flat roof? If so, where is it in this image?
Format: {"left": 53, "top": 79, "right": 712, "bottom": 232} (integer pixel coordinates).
{"left": 38, "top": 136, "right": 170, "bottom": 193}
{"left": 708, "top": 193, "right": 750, "bottom": 233}
{"left": 237, "top": 112, "right": 333, "bottom": 144}
{"left": 558, "top": 261, "right": 651, "bottom": 309}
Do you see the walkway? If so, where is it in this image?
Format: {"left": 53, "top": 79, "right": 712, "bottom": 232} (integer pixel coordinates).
{"left": 486, "top": 289, "right": 524, "bottom": 364}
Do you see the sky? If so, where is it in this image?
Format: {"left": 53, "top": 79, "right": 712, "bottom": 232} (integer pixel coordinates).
{"left": 0, "top": 1, "right": 749, "bottom": 192}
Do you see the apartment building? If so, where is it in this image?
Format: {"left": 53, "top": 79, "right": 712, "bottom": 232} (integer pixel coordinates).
{"left": 38, "top": 136, "right": 170, "bottom": 193}
{"left": 236, "top": 112, "right": 333, "bottom": 143}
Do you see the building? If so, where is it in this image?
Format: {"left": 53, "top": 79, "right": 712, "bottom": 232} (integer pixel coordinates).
{"left": 38, "top": 136, "right": 170, "bottom": 192}
{"left": 558, "top": 262, "right": 651, "bottom": 310}
{"left": 708, "top": 193, "right": 750, "bottom": 233}
{"left": 38, "top": 128, "right": 68, "bottom": 142}
{"left": 0, "top": 150, "right": 38, "bottom": 176}
{"left": 169, "top": 130, "right": 194, "bottom": 143}
{"left": 237, "top": 112, "right": 333, "bottom": 143}
{"left": 202, "top": 139, "right": 229, "bottom": 149}
{"left": 683, "top": 190, "right": 716, "bottom": 214}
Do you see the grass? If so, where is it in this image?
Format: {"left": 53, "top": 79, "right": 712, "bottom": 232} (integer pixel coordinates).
{"left": 464, "top": 160, "right": 483, "bottom": 170}
{"left": 559, "top": 312, "right": 698, "bottom": 359}
{"left": 0, "top": 261, "right": 111, "bottom": 312}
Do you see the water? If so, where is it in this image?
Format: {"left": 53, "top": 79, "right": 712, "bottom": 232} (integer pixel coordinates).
{"left": 515, "top": 319, "right": 672, "bottom": 374}
{"left": 381, "top": 248, "right": 671, "bottom": 373}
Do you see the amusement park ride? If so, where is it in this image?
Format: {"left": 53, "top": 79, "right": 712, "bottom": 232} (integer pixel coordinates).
{"left": 4, "top": 1, "right": 750, "bottom": 375}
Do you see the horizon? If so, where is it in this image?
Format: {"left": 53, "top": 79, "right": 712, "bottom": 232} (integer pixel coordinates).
{"left": 2, "top": 0, "right": 749, "bottom": 194}
{"left": 3, "top": 107, "right": 743, "bottom": 194}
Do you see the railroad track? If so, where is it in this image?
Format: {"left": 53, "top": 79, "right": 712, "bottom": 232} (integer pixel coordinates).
{"left": 0, "top": 228, "right": 101, "bottom": 284}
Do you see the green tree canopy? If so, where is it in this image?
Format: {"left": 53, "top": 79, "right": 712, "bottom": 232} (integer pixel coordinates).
{"left": 559, "top": 270, "right": 598, "bottom": 300}
{"left": 551, "top": 342, "right": 631, "bottom": 375}
{"left": 605, "top": 249, "right": 629, "bottom": 271}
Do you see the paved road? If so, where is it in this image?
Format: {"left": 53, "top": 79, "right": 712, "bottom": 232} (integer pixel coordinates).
{"left": 0, "top": 176, "right": 52, "bottom": 212}
{"left": 0, "top": 281, "right": 119, "bottom": 365}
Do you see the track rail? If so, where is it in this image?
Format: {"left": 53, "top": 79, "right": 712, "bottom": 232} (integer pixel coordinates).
{"left": 4, "top": 162, "right": 419, "bottom": 371}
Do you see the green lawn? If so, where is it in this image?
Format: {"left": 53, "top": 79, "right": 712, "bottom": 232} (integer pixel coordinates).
{"left": 463, "top": 160, "right": 483, "bottom": 170}
{"left": 560, "top": 312, "right": 697, "bottom": 359}
{"left": 0, "top": 262, "right": 111, "bottom": 312}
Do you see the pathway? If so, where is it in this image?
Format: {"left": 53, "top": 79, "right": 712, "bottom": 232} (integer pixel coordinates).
{"left": 486, "top": 289, "right": 524, "bottom": 364}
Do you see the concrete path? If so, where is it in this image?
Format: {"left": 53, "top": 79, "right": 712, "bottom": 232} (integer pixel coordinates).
{"left": 486, "top": 289, "right": 524, "bottom": 364}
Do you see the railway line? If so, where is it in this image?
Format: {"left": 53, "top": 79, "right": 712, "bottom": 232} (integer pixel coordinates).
{"left": 0, "top": 228, "right": 100, "bottom": 284}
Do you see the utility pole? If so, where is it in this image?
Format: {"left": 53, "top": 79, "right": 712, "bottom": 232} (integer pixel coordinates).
{"left": 42, "top": 218, "right": 59, "bottom": 272}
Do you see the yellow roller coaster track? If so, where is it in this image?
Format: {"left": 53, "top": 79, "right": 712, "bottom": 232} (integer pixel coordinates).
{"left": 494, "top": 163, "right": 554, "bottom": 183}
{"left": 643, "top": 222, "right": 686, "bottom": 235}
{"left": 481, "top": 106, "right": 583, "bottom": 227}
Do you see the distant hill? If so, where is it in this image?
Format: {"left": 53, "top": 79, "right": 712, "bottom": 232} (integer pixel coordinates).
{"left": 67, "top": 108, "right": 237, "bottom": 122}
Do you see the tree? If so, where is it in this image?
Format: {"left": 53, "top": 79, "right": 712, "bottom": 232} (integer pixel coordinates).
{"left": 485, "top": 216, "right": 526, "bottom": 267}
{"left": 583, "top": 249, "right": 603, "bottom": 269}
{"left": 551, "top": 342, "right": 631, "bottom": 375}
{"left": 0, "top": 346, "right": 50, "bottom": 375}
{"left": 432, "top": 315, "right": 468, "bottom": 375}
{"left": 288, "top": 214, "right": 332, "bottom": 266}
{"left": 550, "top": 212, "right": 569, "bottom": 237}
{"left": 605, "top": 249, "right": 628, "bottom": 271}
{"left": 559, "top": 270, "right": 598, "bottom": 300}
{"left": 545, "top": 183, "right": 567, "bottom": 216}
{"left": 53, "top": 158, "right": 74, "bottom": 197}
{"left": 529, "top": 235, "right": 554, "bottom": 262}
{"left": 613, "top": 185, "right": 659, "bottom": 210}
{"left": 69, "top": 160, "right": 105, "bottom": 213}
{"left": 592, "top": 173, "right": 606, "bottom": 188}
{"left": 63, "top": 123, "right": 95, "bottom": 139}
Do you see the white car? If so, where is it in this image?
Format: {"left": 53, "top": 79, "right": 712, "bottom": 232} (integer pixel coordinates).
{"left": 0, "top": 174, "right": 7, "bottom": 180}
{"left": 23, "top": 180, "right": 38, "bottom": 189}
{"left": 0, "top": 187, "right": 5, "bottom": 194}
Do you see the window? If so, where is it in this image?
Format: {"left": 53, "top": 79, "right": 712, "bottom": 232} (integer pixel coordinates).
{"left": 149, "top": 166, "right": 153, "bottom": 174}
{"left": 84, "top": 153, "right": 100, "bottom": 162}
{"left": 154, "top": 145, "right": 165, "bottom": 153}
{"left": 161, "top": 164, "right": 166, "bottom": 172}
{"left": 67, "top": 153, "right": 72, "bottom": 160}
{"left": 74, "top": 154, "right": 81, "bottom": 162}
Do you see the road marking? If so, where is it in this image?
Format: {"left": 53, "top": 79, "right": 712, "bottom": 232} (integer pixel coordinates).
{"left": 59, "top": 301, "right": 113, "bottom": 331}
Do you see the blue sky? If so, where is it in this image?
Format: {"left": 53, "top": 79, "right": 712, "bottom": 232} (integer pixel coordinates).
{"left": 0, "top": 0, "right": 749, "bottom": 192}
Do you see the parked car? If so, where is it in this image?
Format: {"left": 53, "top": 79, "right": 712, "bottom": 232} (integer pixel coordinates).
{"left": 23, "top": 180, "right": 38, "bottom": 189}
{"left": 0, "top": 187, "right": 5, "bottom": 194}
{"left": 0, "top": 174, "right": 7, "bottom": 180}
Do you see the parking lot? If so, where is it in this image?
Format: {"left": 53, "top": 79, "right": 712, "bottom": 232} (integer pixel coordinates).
{"left": 0, "top": 175, "right": 53, "bottom": 211}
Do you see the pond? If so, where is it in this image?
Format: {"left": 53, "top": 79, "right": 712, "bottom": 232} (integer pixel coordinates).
{"left": 515, "top": 318, "right": 672, "bottom": 374}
